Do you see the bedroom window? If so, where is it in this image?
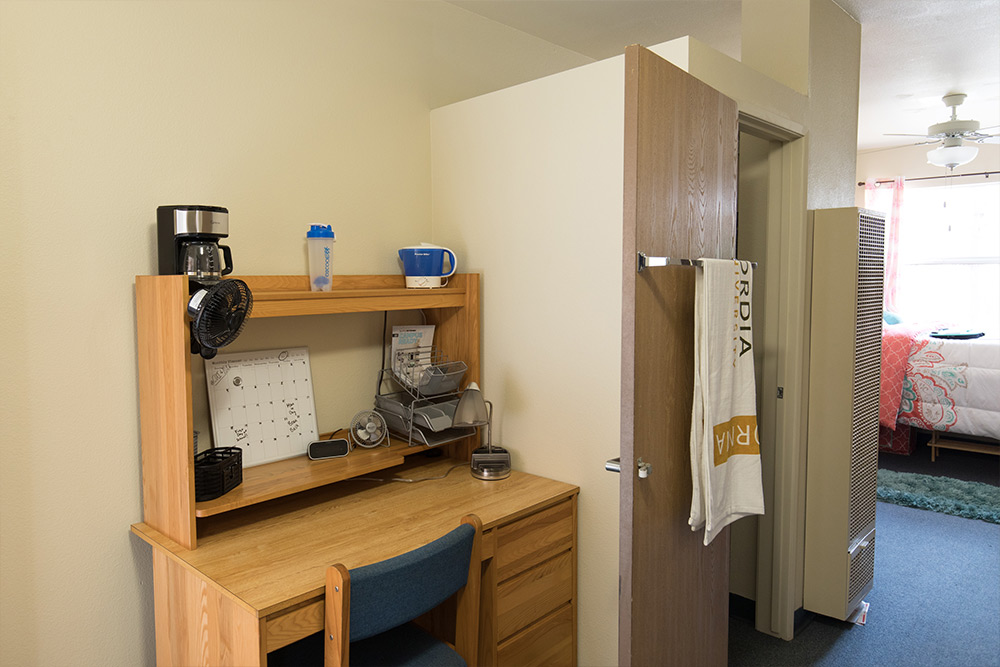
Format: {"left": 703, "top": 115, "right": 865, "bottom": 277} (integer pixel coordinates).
{"left": 894, "top": 179, "right": 999, "bottom": 335}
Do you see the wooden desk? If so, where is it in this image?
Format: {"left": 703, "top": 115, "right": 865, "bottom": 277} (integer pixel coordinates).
{"left": 132, "top": 457, "right": 579, "bottom": 666}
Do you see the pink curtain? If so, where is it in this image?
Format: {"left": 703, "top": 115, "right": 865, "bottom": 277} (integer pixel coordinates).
{"left": 865, "top": 177, "right": 904, "bottom": 313}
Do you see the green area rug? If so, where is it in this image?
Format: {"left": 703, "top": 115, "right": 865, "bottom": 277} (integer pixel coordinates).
{"left": 877, "top": 469, "right": 1000, "bottom": 524}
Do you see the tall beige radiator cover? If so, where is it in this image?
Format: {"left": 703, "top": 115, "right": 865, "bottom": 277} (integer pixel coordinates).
{"left": 804, "top": 207, "right": 885, "bottom": 621}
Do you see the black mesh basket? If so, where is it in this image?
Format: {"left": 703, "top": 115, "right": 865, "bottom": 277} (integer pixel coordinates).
{"left": 194, "top": 447, "right": 243, "bottom": 502}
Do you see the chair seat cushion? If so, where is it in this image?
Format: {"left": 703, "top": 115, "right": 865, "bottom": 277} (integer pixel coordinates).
{"left": 267, "top": 622, "right": 465, "bottom": 667}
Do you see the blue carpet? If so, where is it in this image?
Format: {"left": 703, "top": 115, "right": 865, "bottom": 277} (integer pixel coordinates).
{"left": 729, "top": 502, "right": 1000, "bottom": 666}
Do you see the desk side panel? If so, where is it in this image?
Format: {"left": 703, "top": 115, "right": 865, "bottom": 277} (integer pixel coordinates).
{"left": 153, "top": 550, "right": 264, "bottom": 666}
{"left": 137, "top": 275, "right": 196, "bottom": 549}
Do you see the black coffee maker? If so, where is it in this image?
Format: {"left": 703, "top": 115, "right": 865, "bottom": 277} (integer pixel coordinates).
{"left": 156, "top": 205, "right": 252, "bottom": 358}
{"left": 157, "top": 205, "right": 233, "bottom": 285}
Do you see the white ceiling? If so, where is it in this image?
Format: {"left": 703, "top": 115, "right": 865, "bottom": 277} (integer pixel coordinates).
{"left": 447, "top": 0, "right": 1000, "bottom": 152}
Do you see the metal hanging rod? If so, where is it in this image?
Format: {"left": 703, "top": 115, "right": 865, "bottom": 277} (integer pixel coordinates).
{"left": 857, "top": 170, "right": 998, "bottom": 187}
{"left": 636, "top": 252, "right": 758, "bottom": 273}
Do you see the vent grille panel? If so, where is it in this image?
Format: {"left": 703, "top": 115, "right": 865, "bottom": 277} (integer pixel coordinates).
{"left": 849, "top": 212, "right": 885, "bottom": 543}
{"left": 805, "top": 208, "right": 886, "bottom": 622}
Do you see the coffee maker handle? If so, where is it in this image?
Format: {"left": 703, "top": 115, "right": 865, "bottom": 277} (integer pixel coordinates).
{"left": 219, "top": 244, "right": 234, "bottom": 276}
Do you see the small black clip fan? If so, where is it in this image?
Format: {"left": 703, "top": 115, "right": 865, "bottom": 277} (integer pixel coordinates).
{"left": 187, "top": 279, "right": 253, "bottom": 359}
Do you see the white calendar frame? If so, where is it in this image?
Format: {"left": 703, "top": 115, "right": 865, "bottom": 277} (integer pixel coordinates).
{"left": 205, "top": 347, "right": 318, "bottom": 467}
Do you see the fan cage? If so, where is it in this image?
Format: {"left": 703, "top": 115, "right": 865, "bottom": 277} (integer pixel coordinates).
{"left": 350, "top": 411, "right": 389, "bottom": 449}
{"left": 192, "top": 279, "right": 254, "bottom": 351}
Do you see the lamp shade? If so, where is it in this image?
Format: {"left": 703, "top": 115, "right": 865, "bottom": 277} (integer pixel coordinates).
{"left": 453, "top": 382, "right": 489, "bottom": 426}
{"left": 927, "top": 143, "right": 978, "bottom": 169}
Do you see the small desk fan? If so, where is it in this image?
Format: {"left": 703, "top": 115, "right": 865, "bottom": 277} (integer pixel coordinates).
{"left": 187, "top": 279, "right": 253, "bottom": 359}
{"left": 350, "top": 410, "right": 388, "bottom": 449}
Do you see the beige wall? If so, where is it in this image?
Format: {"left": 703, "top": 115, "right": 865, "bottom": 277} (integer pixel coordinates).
{"left": 431, "top": 56, "right": 626, "bottom": 667}
{"left": 743, "top": 0, "right": 861, "bottom": 209}
{"left": 806, "top": 0, "right": 862, "bottom": 209}
{"left": 0, "top": 2, "right": 589, "bottom": 665}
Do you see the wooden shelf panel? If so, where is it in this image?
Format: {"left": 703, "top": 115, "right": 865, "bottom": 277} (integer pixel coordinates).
{"left": 250, "top": 292, "right": 466, "bottom": 318}
{"left": 194, "top": 433, "right": 457, "bottom": 517}
{"left": 234, "top": 274, "right": 472, "bottom": 318}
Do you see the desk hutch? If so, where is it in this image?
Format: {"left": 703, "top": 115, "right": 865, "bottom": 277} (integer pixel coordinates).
{"left": 130, "top": 274, "right": 579, "bottom": 666}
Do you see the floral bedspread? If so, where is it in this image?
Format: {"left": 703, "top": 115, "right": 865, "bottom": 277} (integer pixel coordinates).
{"left": 896, "top": 335, "right": 1000, "bottom": 440}
{"left": 880, "top": 325, "right": 917, "bottom": 429}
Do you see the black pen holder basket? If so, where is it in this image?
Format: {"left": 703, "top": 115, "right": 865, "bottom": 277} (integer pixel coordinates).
{"left": 194, "top": 446, "right": 243, "bottom": 502}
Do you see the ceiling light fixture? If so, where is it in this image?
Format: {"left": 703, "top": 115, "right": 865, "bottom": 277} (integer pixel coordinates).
{"left": 926, "top": 136, "right": 979, "bottom": 170}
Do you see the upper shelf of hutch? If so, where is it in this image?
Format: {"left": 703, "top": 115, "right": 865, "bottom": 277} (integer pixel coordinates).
{"left": 235, "top": 274, "right": 472, "bottom": 318}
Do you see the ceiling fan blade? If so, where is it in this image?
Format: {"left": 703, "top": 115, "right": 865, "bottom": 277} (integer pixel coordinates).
{"left": 884, "top": 133, "right": 928, "bottom": 137}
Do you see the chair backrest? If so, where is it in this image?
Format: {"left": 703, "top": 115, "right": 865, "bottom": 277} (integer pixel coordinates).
{"left": 325, "top": 514, "right": 482, "bottom": 666}
{"left": 350, "top": 520, "right": 475, "bottom": 640}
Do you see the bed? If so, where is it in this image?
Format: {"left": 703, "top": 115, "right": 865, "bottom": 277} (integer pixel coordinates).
{"left": 879, "top": 325, "right": 1000, "bottom": 457}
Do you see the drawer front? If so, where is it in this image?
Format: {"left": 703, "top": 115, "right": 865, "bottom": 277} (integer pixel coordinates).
{"left": 496, "top": 499, "right": 574, "bottom": 581}
{"left": 498, "top": 603, "right": 574, "bottom": 667}
{"left": 497, "top": 550, "right": 573, "bottom": 640}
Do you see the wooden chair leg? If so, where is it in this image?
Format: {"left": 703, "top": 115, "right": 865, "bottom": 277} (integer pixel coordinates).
{"left": 326, "top": 564, "right": 351, "bottom": 667}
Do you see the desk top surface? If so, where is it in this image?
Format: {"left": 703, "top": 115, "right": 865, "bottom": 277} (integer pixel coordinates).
{"left": 132, "top": 457, "right": 578, "bottom": 618}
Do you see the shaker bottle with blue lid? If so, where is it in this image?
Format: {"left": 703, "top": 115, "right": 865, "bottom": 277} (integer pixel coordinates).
{"left": 306, "top": 225, "right": 335, "bottom": 291}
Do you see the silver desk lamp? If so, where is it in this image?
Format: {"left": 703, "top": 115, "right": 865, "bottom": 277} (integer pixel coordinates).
{"left": 453, "top": 382, "right": 511, "bottom": 480}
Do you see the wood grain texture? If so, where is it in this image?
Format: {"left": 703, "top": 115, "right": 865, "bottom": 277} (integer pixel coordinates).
{"left": 497, "top": 603, "right": 574, "bottom": 667}
{"left": 620, "top": 45, "right": 736, "bottom": 667}
{"left": 153, "top": 549, "right": 263, "bottom": 666}
{"left": 325, "top": 564, "right": 350, "bottom": 667}
{"left": 137, "top": 275, "right": 197, "bottom": 549}
{"left": 456, "top": 514, "right": 484, "bottom": 664}
{"left": 478, "top": 547, "right": 499, "bottom": 667}
{"left": 194, "top": 440, "right": 407, "bottom": 517}
{"left": 264, "top": 600, "right": 323, "bottom": 651}
{"left": 496, "top": 550, "right": 573, "bottom": 640}
{"left": 133, "top": 458, "right": 577, "bottom": 618}
{"left": 495, "top": 499, "right": 574, "bottom": 582}
{"left": 234, "top": 274, "right": 472, "bottom": 318}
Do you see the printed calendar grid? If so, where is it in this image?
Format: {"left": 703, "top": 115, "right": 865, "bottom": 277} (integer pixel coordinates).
{"left": 205, "top": 347, "right": 318, "bottom": 467}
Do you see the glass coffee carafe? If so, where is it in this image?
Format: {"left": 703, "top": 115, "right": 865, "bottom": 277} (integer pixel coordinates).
{"left": 180, "top": 240, "right": 232, "bottom": 284}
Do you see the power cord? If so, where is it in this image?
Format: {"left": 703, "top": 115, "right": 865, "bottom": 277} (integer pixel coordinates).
{"left": 354, "top": 463, "right": 466, "bottom": 484}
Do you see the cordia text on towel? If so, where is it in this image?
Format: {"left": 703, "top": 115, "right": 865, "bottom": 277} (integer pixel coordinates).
{"left": 734, "top": 261, "right": 752, "bottom": 360}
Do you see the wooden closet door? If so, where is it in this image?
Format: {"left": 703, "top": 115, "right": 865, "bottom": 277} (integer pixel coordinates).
{"left": 619, "top": 45, "right": 738, "bottom": 667}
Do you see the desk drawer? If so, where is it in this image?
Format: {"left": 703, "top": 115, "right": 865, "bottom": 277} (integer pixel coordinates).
{"left": 497, "top": 550, "right": 573, "bottom": 640}
{"left": 498, "top": 603, "right": 574, "bottom": 667}
{"left": 496, "top": 499, "right": 573, "bottom": 581}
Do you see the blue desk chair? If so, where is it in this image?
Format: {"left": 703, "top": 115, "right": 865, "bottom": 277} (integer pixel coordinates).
{"left": 270, "top": 514, "right": 482, "bottom": 667}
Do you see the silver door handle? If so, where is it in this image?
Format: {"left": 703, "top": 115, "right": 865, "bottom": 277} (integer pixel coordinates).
{"left": 605, "top": 457, "right": 621, "bottom": 473}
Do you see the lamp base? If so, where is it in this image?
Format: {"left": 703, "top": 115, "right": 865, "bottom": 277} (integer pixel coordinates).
{"left": 470, "top": 446, "right": 511, "bottom": 481}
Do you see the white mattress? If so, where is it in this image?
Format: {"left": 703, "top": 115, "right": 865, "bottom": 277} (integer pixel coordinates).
{"left": 896, "top": 334, "right": 1000, "bottom": 440}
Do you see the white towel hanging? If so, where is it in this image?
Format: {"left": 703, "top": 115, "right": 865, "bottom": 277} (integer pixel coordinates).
{"left": 688, "top": 258, "right": 765, "bottom": 546}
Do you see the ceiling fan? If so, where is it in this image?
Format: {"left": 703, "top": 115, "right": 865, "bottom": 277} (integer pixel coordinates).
{"left": 887, "top": 93, "right": 999, "bottom": 170}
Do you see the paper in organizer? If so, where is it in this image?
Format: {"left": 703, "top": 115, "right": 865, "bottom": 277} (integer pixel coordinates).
{"left": 688, "top": 259, "right": 765, "bottom": 545}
